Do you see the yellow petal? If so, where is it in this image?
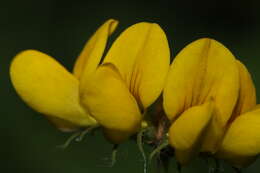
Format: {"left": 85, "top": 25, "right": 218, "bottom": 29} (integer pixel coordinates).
{"left": 163, "top": 38, "right": 239, "bottom": 152}
{"left": 219, "top": 108, "right": 260, "bottom": 167}
{"left": 228, "top": 60, "right": 256, "bottom": 123}
{"left": 103, "top": 22, "right": 170, "bottom": 110}
{"left": 220, "top": 108, "right": 260, "bottom": 157}
{"left": 80, "top": 63, "right": 142, "bottom": 143}
{"left": 169, "top": 100, "right": 214, "bottom": 164}
{"left": 10, "top": 50, "right": 97, "bottom": 130}
{"left": 204, "top": 60, "right": 256, "bottom": 152}
{"left": 73, "top": 19, "right": 118, "bottom": 82}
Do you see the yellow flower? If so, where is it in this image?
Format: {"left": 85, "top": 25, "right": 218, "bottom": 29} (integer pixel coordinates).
{"left": 10, "top": 19, "right": 118, "bottom": 131}
{"left": 80, "top": 22, "right": 170, "bottom": 143}
{"left": 10, "top": 19, "right": 170, "bottom": 143}
{"left": 217, "top": 60, "right": 258, "bottom": 168}
{"left": 163, "top": 38, "right": 240, "bottom": 164}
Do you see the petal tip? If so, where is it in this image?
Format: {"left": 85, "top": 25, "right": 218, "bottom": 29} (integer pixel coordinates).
{"left": 10, "top": 49, "right": 44, "bottom": 78}
{"left": 106, "top": 19, "right": 119, "bottom": 35}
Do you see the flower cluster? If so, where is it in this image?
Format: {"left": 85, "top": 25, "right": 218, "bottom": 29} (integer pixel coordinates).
{"left": 10, "top": 19, "right": 260, "bottom": 171}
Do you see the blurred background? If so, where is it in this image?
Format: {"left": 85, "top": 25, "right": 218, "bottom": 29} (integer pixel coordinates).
{"left": 1, "top": 0, "right": 260, "bottom": 172}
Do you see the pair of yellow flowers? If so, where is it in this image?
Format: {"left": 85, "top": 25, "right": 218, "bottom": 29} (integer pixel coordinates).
{"left": 10, "top": 19, "right": 260, "bottom": 168}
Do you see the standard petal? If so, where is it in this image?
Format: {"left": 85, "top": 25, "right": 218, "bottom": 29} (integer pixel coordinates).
{"left": 219, "top": 108, "right": 260, "bottom": 167}
{"left": 10, "top": 50, "right": 97, "bottom": 130}
{"left": 73, "top": 19, "right": 118, "bottom": 82}
{"left": 103, "top": 22, "right": 170, "bottom": 110}
{"left": 169, "top": 101, "right": 214, "bottom": 164}
{"left": 163, "top": 38, "right": 239, "bottom": 152}
{"left": 80, "top": 63, "right": 142, "bottom": 143}
{"left": 228, "top": 60, "right": 256, "bottom": 123}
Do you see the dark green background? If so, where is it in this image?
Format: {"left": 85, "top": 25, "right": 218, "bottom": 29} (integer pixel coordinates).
{"left": 1, "top": 0, "right": 260, "bottom": 172}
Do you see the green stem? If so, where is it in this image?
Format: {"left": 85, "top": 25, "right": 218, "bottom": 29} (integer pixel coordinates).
{"left": 214, "top": 158, "right": 224, "bottom": 173}
{"left": 57, "top": 131, "right": 81, "bottom": 149}
{"left": 110, "top": 144, "right": 118, "bottom": 167}
{"left": 76, "top": 125, "right": 99, "bottom": 142}
{"left": 206, "top": 158, "right": 224, "bottom": 173}
{"left": 137, "top": 128, "right": 148, "bottom": 173}
{"left": 149, "top": 140, "right": 169, "bottom": 163}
